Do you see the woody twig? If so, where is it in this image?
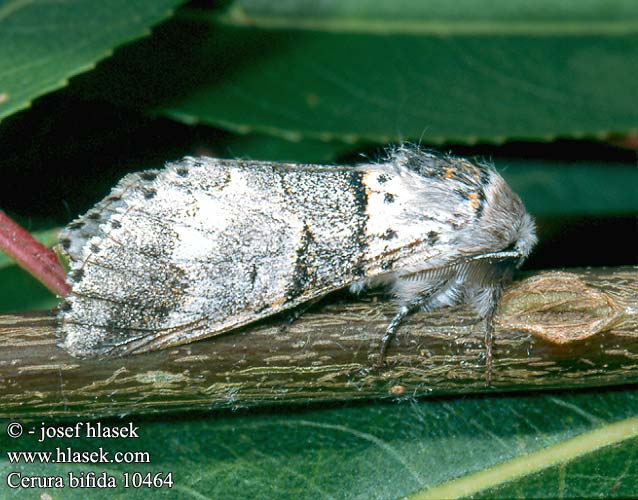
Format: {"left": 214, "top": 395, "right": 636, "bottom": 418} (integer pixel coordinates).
{"left": 0, "top": 266, "right": 636, "bottom": 419}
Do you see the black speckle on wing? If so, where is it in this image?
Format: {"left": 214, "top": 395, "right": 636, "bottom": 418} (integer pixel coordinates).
{"left": 380, "top": 228, "right": 398, "bottom": 240}
{"left": 286, "top": 224, "right": 315, "bottom": 301}
{"left": 249, "top": 264, "right": 258, "bottom": 287}
{"left": 143, "top": 188, "right": 157, "bottom": 200}
{"left": 141, "top": 171, "right": 158, "bottom": 182}
{"left": 348, "top": 170, "right": 369, "bottom": 278}
{"left": 71, "top": 269, "right": 84, "bottom": 282}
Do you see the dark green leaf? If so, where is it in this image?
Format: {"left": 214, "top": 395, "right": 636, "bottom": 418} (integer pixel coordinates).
{"left": 71, "top": 2, "right": 638, "bottom": 144}
{"left": 1, "top": 389, "right": 637, "bottom": 498}
{"left": 0, "top": 0, "right": 185, "bottom": 123}
{"left": 214, "top": 131, "right": 354, "bottom": 163}
{"left": 0, "top": 265, "right": 59, "bottom": 313}
{"left": 0, "top": 228, "right": 61, "bottom": 313}
{"left": 497, "top": 159, "right": 638, "bottom": 217}
{"left": 217, "top": 0, "right": 638, "bottom": 35}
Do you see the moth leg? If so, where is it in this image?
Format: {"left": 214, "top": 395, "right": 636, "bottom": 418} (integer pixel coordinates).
{"left": 483, "top": 286, "right": 503, "bottom": 386}
{"left": 377, "top": 287, "right": 441, "bottom": 368}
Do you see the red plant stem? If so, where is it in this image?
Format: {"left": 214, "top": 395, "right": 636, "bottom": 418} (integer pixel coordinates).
{"left": 0, "top": 210, "right": 70, "bottom": 297}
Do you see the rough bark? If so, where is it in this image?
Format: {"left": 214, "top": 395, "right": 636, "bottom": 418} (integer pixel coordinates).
{"left": 0, "top": 267, "right": 636, "bottom": 419}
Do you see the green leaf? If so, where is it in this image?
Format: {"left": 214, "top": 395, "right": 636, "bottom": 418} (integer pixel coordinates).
{"left": 213, "top": 131, "right": 355, "bottom": 163}
{"left": 496, "top": 159, "right": 638, "bottom": 216}
{"left": 218, "top": 0, "right": 638, "bottom": 35}
{"left": 0, "top": 0, "right": 185, "bottom": 123}
{"left": 70, "top": 1, "right": 638, "bottom": 144}
{"left": 0, "top": 227, "right": 61, "bottom": 313}
{"left": 471, "top": 435, "right": 638, "bottom": 499}
{"left": 0, "top": 265, "right": 59, "bottom": 313}
{"left": 1, "top": 388, "right": 637, "bottom": 498}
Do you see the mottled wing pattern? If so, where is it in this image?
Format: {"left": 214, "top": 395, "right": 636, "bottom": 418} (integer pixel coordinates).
{"left": 58, "top": 158, "right": 370, "bottom": 357}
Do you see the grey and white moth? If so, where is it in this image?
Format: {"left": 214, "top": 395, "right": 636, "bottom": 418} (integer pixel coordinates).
{"left": 58, "top": 145, "right": 536, "bottom": 375}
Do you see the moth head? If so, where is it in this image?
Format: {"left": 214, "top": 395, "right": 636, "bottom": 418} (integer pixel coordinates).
{"left": 477, "top": 167, "right": 537, "bottom": 268}
{"left": 513, "top": 212, "right": 537, "bottom": 266}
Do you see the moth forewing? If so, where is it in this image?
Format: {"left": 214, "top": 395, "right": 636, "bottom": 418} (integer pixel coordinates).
{"left": 58, "top": 145, "right": 536, "bottom": 376}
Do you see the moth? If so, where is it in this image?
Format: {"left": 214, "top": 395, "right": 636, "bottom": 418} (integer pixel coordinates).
{"left": 58, "top": 145, "right": 536, "bottom": 379}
